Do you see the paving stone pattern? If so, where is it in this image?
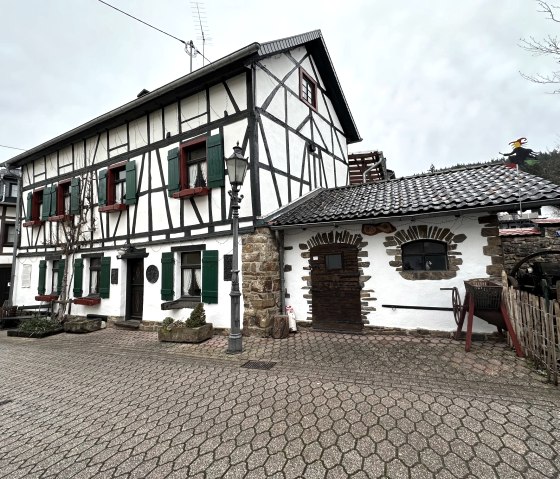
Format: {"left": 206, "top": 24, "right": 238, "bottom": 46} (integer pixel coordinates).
{"left": 0, "top": 329, "right": 558, "bottom": 478}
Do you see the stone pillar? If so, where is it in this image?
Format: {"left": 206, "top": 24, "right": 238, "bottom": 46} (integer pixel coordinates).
{"left": 241, "top": 228, "right": 281, "bottom": 336}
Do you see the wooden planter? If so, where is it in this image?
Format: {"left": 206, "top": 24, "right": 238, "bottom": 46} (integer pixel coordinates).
{"left": 64, "top": 318, "right": 102, "bottom": 334}
{"left": 158, "top": 323, "right": 213, "bottom": 343}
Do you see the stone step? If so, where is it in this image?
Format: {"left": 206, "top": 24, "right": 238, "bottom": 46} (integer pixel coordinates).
{"left": 114, "top": 320, "right": 141, "bottom": 330}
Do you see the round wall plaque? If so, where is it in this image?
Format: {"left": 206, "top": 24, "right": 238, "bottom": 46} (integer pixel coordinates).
{"left": 146, "top": 265, "right": 159, "bottom": 284}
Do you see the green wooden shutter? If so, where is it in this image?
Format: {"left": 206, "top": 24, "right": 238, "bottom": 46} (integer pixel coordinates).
{"left": 73, "top": 258, "right": 83, "bottom": 297}
{"left": 50, "top": 185, "right": 57, "bottom": 216}
{"left": 57, "top": 259, "right": 65, "bottom": 295}
{"left": 70, "top": 178, "right": 80, "bottom": 215}
{"left": 25, "top": 192, "right": 32, "bottom": 221}
{"left": 99, "top": 257, "right": 111, "bottom": 298}
{"left": 98, "top": 169, "right": 107, "bottom": 206}
{"left": 161, "top": 252, "right": 175, "bottom": 300}
{"left": 41, "top": 186, "right": 51, "bottom": 220}
{"left": 202, "top": 250, "right": 219, "bottom": 304}
{"left": 38, "top": 260, "right": 46, "bottom": 295}
{"left": 206, "top": 134, "right": 224, "bottom": 188}
{"left": 125, "top": 160, "right": 137, "bottom": 205}
{"left": 167, "top": 148, "right": 180, "bottom": 197}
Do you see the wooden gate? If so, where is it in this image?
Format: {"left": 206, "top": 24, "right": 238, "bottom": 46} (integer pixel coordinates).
{"left": 310, "top": 243, "right": 362, "bottom": 332}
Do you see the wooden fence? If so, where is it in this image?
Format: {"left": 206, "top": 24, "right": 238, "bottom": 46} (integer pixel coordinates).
{"left": 502, "top": 286, "right": 559, "bottom": 386}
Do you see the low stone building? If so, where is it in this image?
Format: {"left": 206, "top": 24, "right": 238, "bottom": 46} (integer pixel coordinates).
{"left": 260, "top": 164, "right": 560, "bottom": 334}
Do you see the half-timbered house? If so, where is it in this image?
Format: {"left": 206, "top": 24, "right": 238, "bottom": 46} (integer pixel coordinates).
{"left": 5, "top": 30, "right": 360, "bottom": 329}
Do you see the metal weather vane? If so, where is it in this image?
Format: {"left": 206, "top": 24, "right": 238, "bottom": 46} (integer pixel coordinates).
{"left": 500, "top": 137, "right": 538, "bottom": 168}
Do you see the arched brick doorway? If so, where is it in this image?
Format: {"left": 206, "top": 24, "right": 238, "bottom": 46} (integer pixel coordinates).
{"left": 310, "top": 243, "right": 363, "bottom": 332}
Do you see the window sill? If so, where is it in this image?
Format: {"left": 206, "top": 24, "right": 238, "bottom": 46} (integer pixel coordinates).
{"left": 172, "top": 187, "right": 209, "bottom": 199}
{"left": 23, "top": 220, "right": 44, "bottom": 227}
{"left": 73, "top": 297, "right": 101, "bottom": 306}
{"left": 35, "top": 294, "right": 59, "bottom": 302}
{"left": 99, "top": 203, "right": 127, "bottom": 213}
{"left": 161, "top": 297, "right": 201, "bottom": 310}
{"left": 48, "top": 214, "right": 73, "bottom": 222}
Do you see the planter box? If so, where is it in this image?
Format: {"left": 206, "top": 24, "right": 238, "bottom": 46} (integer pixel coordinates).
{"left": 158, "top": 323, "right": 213, "bottom": 343}
{"left": 64, "top": 318, "right": 102, "bottom": 334}
{"left": 7, "top": 328, "right": 64, "bottom": 338}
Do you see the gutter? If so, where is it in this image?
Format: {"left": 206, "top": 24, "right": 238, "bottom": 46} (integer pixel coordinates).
{"left": 8, "top": 170, "right": 22, "bottom": 305}
{"left": 266, "top": 199, "right": 560, "bottom": 230}
{"left": 5, "top": 43, "right": 260, "bottom": 167}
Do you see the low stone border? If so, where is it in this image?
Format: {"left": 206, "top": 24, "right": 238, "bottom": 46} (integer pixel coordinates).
{"left": 7, "top": 328, "right": 64, "bottom": 339}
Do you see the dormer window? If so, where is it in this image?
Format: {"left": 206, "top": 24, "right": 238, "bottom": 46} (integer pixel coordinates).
{"left": 299, "top": 68, "right": 318, "bottom": 110}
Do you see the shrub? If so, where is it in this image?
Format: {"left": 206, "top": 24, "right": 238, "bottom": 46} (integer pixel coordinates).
{"left": 19, "top": 316, "right": 60, "bottom": 335}
{"left": 186, "top": 303, "right": 206, "bottom": 328}
{"left": 162, "top": 317, "right": 174, "bottom": 329}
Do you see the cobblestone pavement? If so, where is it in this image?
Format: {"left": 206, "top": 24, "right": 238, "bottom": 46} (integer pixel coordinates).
{"left": 0, "top": 328, "right": 558, "bottom": 478}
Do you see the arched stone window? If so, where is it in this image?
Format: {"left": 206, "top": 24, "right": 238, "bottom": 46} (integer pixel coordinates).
{"left": 402, "top": 240, "right": 448, "bottom": 271}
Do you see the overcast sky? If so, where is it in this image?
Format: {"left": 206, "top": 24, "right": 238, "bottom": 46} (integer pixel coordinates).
{"left": 0, "top": 0, "right": 557, "bottom": 176}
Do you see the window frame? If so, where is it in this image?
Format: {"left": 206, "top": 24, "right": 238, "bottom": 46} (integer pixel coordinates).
{"left": 401, "top": 240, "right": 448, "bottom": 272}
{"left": 48, "top": 180, "right": 73, "bottom": 222}
{"left": 3, "top": 223, "right": 15, "bottom": 247}
{"left": 4, "top": 181, "right": 18, "bottom": 202}
{"left": 180, "top": 251, "right": 202, "bottom": 299}
{"left": 174, "top": 136, "right": 210, "bottom": 199}
{"left": 88, "top": 257, "right": 102, "bottom": 296}
{"left": 299, "top": 68, "right": 318, "bottom": 111}
{"left": 99, "top": 160, "right": 136, "bottom": 212}
{"left": 23, "top": 189, "right": 44, "bottom": 227}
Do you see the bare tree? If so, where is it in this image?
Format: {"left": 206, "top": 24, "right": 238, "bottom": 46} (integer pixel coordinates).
{"left": 49, "top": 171, "right": 96, "bottom": 323}
{"left": 520, "top": 1, "right": 560, "bottom": 93}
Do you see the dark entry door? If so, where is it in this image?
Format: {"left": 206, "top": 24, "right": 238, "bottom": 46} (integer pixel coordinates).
{"left": 127, "top": 259, "right": 144, "bottom": 321}
{"left": 310, "top": 244, "right": 363, "bottom": 332}
{"left": 0, "top": 267, "right": 11, "bottom": 305}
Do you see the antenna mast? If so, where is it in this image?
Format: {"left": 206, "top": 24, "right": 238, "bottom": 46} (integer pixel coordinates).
{"left": 191, "top": 1, "right": 211, "bottom": 67}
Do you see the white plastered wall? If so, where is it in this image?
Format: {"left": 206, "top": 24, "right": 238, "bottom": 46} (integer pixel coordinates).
{"left": 282, "top": 214, "right": 498, "bottom": 333}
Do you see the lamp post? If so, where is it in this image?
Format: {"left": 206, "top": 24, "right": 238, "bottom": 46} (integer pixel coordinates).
{"left": 226, "top": 143, "right": 249, "bottom": 354}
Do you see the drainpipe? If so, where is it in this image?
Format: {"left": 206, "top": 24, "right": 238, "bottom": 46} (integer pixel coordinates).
{"left": 277, "top": 230, "right": 285, "bottom": 314}
{"left": 8, "top": 171, "right": 22, "bottom": 306}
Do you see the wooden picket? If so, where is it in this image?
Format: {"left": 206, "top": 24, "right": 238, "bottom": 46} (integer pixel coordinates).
{"left": 503, "top": 285, "right": 559, "bottom": 386}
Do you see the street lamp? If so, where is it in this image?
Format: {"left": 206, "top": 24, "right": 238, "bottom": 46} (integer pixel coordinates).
{"left": 226, "top": 143, "right": 249, "bottom": 354}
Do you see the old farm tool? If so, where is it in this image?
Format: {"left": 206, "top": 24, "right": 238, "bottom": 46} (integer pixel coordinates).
{"left": 441, "top": 280, "right": 523, "bottom": 356}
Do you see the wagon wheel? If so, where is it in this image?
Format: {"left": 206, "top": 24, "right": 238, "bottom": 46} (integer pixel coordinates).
{"left": 451, "top": 287, "right": 462, "bottom": 325}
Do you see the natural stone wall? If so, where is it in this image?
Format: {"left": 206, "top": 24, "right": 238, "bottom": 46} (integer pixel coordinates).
{"left": 241, "top": 228, "right": 281, "bottom": 333}
{"left": 479, "top": 215, "right": 504, "bottom": 277}
{"left": 501, "top": 225, "right": 560, "bottom": 273}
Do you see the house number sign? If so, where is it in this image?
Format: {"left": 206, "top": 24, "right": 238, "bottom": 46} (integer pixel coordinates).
{"left": 146, "top": 265, "right": 159, "bottom": 284}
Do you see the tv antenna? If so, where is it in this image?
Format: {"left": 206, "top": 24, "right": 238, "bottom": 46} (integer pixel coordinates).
{"left": 191, "top": 1, "right": 212, "bottom": 67}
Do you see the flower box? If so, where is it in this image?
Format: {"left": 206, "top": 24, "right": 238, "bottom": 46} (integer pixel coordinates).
{"left": 23, "top": 220, "right": 43, "bottom": 227}
{"left": 172, "top": 187, "right": 209, "bottom": 199}
{"left": 99, "top": 203, "right": 127, "bottom": 213}
{"left": 48, "top": 214, "right": 72, "bottom": 222}
{"left": 73, "top": 297, "right": 101, "bottom": 306}
{"left": 35, "top": 295, "right": 59, "bottom": 302}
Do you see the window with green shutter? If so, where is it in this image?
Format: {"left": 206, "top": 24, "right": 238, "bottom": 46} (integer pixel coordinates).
{"left": 70, "top": 178, "right": 80, "bottom": 215}
{"left": 167, "top": 148, "right": 180, "bottom": 197}
{"left": 73, "top": 258, "right": 83, "bottom": 297}
{"left": 125, "top": 160, "right": 137, "bottom": 205}
{"left": 161, "top": 252, "right": 175, "bottom": 300}
{"left": 99, "top": 257, "right": 111, "bottom": 298}
{"left": 56, "top": 259, "right": 65, "bottom": 295}
{"left": 202, "top": 250, "right": 218, "bottom": 304}
{"left": 38, "top": 260, "right": 46, "bottom": 295}
{"left": 206, "top": 134, "right": 224, "bottom": 188}
{"left": 41, "top": 186, "right": 52, "bottom": 221}
{"left": 98, "top": 169, "right": 107, "bottom": 206}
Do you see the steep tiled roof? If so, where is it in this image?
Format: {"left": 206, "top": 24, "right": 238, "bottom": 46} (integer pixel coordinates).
{"left": 266, "top": 164, "right": 560, "bottom": 227}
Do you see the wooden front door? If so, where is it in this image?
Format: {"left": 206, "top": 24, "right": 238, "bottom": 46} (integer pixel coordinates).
{"left": 127, "top": 259, "right": 144, "bottom": 321}
{"left": 0, "top": 267, "right": 11, "bottom": 305}
{"left": 310, "top": 243, "right": 363, "bottom": 332}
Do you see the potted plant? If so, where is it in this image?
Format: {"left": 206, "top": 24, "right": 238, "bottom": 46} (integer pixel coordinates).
{"left": 158, "top": 303, "right": 213, "bottom": 343}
